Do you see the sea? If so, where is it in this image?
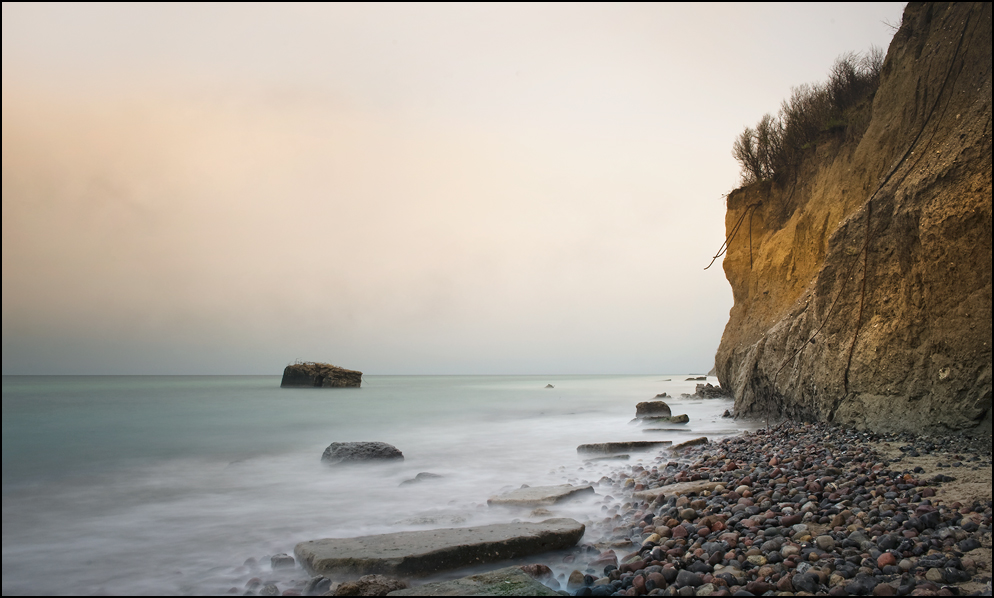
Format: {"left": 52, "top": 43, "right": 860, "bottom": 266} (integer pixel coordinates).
{"left": 1, "top": 374, "right": 753, "bottom": 595}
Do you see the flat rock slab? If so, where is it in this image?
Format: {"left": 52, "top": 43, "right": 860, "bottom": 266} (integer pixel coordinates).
{"left": 295, "top": 518, "right": 585, "bottom": 579}
{"left": 634, "top": 480, "right": 720, "bottom": 502}
{"left": 387, "top": 566, "right": 560, "bottom": 596}
{"left": 576, "top": 441, "right": 671, "bottom": 455}
{"left": 487, "top": 484, "right": 594, "bottom": 507}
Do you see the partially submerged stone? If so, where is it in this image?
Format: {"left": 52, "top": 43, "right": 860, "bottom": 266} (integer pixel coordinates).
{"left": 487, "top": 484, "right": 594, "bottom": 507}
{"left": 635, "top": 401, "right": 671, "bottom": 418}
{"left": 281, "top": 362, "right": 362, "bottom": 388}
{"left": 633, "top": 480, "right": 721, "bottom": 502}
{"left": 585, "top": 454, "right": 630, "bottom": 461}
{"left": 387, "top": 566, "right": 561, "bottom": 596}
{"left": 671, "top": 437, "right": 709, "bottom": 452}
{"left": 400, "top": 472, "right": 443, "bottom": 486}
{"left": 576, "top": 441, "right": 671, "bottom": 455}
{"left": 295, "top": 519, "right": 585, "bottom": 579}
{"left": 636, "top": 414, "right": 689, "bottom": 425}
{"left": 322, "top": 442, "right": 404, "bottom": 464}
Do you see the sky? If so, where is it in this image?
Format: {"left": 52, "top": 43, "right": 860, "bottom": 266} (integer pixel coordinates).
{"left": 2, "top": 2, "right": 906, "bottom": 375}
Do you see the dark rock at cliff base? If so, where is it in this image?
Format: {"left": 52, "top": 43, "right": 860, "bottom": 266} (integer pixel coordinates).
{"left": 281, "top": 362, "right": 362, "bottom": 388}
{"left": 294, "top": 519, "right": 585, "bottom": 579}
{"left": 636, "top": 401, "right": 671, "bottom": 418}
{"left": 716, "top": 2, "right": 992, "bottom": 435}
{"left": 321, "top": 442, "right": 403, "bottom": 464}
{"left": 694, "top": 383, "right": 729, "bottom": 398}
{"left": 685, "top": 376, "right": 707, "bottom": 381}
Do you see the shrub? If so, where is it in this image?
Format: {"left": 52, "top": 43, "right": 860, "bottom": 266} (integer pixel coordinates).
{"left": 733, "top": 47, "right": 884, "bottom": 185}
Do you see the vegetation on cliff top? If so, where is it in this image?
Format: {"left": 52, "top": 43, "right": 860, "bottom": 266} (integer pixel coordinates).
{"left": 732, "top": 48, "right": 885, "bottom": 186}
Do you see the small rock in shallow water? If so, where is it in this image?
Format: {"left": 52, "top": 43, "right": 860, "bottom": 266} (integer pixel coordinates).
{"left": 270, "top": 554, "right": 295, "bottom": 569}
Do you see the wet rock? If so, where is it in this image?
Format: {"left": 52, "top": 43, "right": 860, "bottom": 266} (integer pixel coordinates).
{"left": 321, "top": 442, "right": 403, "bottom": 465}
{"left": 670, "top": 437, "right": 708, "bottom": 452}
{"left": 334, "top": 575, "right": 408, "bottom": 596}
{"left": 295, "top": 519, "right": 584, "bottom": 578}
{"left": 400, "top": 472, "right": 443, "bottom": 486}
{"left": 577, "top": 441, "right": 671, "bottom": 455}
{"left": 389, "top": 566, "right": 562, "bottom": 596}
{"left": 566, "top": 569, "right": 586, "bottom": 591}
{"left": 693, "top": 383, "right": 728, "bottom": 399}
{"left": 487, "top": 484, "right": 594, "bottom": 507}
{"left": 633, "top": 480, "right": 720, "bottom": 502}
{"left": 675, "top": 570, "right": 702, "bottom": 587}
{"left": 636, "top": 401, "right": 672, "bottom": 418}
{"left": 271, "top": 554, "right": 295, "bottom": 570}
{"left": 259, "top": 584, "right": 280, "bottom": 596}
{"left": 638, "top": 414, "right": 690, "bottom": 425}
{"left": 518, "top": 564, "right": 553, "bottom": 581}
{"left": 302, "top": 576, "right": 331, "bottom": 596}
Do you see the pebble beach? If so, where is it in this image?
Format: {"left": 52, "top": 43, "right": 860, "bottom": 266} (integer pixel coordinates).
{"left": 559, "top": 421, "right": 993, "bottom": 597}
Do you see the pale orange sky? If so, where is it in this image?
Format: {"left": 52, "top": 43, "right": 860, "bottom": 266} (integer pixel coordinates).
{"left": 2, "top": 3, "right": 906, "bottom": 374}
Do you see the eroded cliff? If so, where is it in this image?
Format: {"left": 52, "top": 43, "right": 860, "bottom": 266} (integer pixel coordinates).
{"left": 716, "top": 2, "right": 992, "bottom": 434}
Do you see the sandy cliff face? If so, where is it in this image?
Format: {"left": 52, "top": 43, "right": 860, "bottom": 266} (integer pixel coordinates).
{"left": 716, "top": 2, "right": 992, "bottom": 434}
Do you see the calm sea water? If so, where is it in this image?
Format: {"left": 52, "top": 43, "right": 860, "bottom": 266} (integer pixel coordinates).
{"left": 2, "top": 374, "right": 749, "bottom": 595}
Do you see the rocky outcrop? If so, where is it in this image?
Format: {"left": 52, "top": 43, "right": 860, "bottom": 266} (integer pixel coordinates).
{"left": 716, "top": 2, "right": 992, "bottom": 435}
{"left": 321, "top": 442, "right": 404, "bottom": 464}
{"left": 693, "top": 383, "right": 729, "bottom": 399}
{"left": 281, "top": 362, "right": 362, "bottom": 388}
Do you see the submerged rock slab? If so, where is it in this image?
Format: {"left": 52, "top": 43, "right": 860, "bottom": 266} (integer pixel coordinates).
{"left": 281, "top": 362, "right": 362, "bottom": 388}
{"left": 635, "top": 414, "right": 689, "bottom": 425}
{"left": 487, "top": 484, "right": 594, "bottom": 507}
{"left": 295, "top": 519, "right": 585, "bottom": 579}
{"left": 634, "top": 480, "right": 720, "bottom": 502}
{"left": 387, "top": 566, "right": 561, "bottom": 596}
{"left": 576, "top": 441, "right": 671, "bottom": 455}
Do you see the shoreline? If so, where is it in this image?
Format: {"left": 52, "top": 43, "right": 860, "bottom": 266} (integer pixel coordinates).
{"left": 243, "top": 412, "right": 992, "bottom": 596}
{"left": 556, "top": 420, "right": 992, "bottom": 597}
